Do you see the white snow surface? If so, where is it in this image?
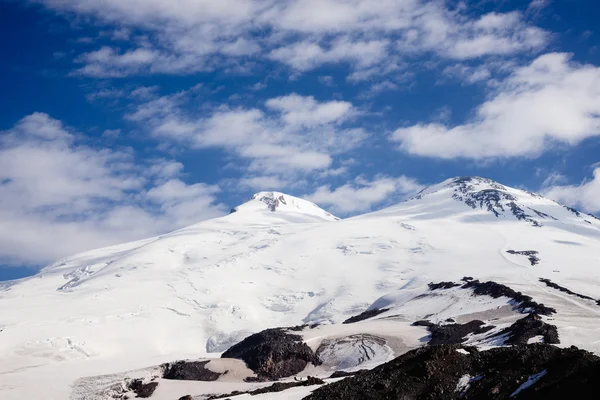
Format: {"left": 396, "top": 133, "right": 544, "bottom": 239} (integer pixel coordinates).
{"left": 1, "top": 180, "right": 600, "bottom": 399}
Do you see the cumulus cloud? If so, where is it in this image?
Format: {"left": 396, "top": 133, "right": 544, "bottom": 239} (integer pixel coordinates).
{"left": 392, "top": 53, "right": 600, "bottom": 159}
{"left": 305, "top": 175, "right": 424, "bottom": 214}
{"left": 127, "top": 91, "right": 366, "bottom": 183}
{"left": 543, "top": 168, "right": 600, "bottom": 213}
{"left": 37, "top": 0, "right": 548, "bottom": 78}
{"left": 0, "top": 113, "right": 226, "bottom": 266}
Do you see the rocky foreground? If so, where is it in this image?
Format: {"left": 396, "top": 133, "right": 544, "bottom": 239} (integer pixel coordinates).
{"left": 123, "top": 342, "right": 599, "bottom": 399}
{"left": 305, "top": 343, "right": 599, "bottom": 400}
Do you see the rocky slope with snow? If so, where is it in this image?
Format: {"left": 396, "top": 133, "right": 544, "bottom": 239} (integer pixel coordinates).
{"left": 1, "top": 177, "right": 599, "bottom": 399}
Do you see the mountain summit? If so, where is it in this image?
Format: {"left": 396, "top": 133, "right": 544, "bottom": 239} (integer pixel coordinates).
{"left": 369, "top": 176, "right": 600, "bottom": 231}
{"left": 229, "top": 191, "right": 339, "bottom": 223}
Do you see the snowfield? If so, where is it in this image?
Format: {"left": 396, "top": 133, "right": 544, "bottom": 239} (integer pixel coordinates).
{"left": 1, "top": 178, "right": 600, "bottom": 399}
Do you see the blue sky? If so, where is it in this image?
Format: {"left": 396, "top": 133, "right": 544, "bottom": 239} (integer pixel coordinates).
{"left": 2, "top": 0, "right": 600, "bottom": 279}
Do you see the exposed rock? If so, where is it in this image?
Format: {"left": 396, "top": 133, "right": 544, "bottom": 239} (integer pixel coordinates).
{"left": 428, "top": 281, "right": 461, "bottom": 290}
{"left": 221, "top": 328, "right": 320, "bottom": 380}
{"left": 413, "top": 320, "right": 494, "bottom": 345}
{"left": 305, "top": 344, "right": 473, "bottom": 400}
{"left": 162, "top": 360, "right": 224, "bottom": 381}
{"left": 539, "top": 278, "right": 599, "bottom": 305}
{"left": 255, "top": 192, "right": 287, "bottom": 212}
{"left": 329, "top": 370, "right": 367, "bottom": 378}
{"left": 207, "top": 376, "right": 324, "bottom": 399}
{"left": 499, "top": 313, "right": 560, "bottom": 345}
{"left": 461, "top": 279, "right": 555, "bottom": 315}
{"left": 304, "top": 343, "right": 600, "bottom": 400}
{"left": 178, "top": 396, "right": 193, "bottom": 400}
{"left": 342, "top": 308, "right": 390, "bottom": 324}
{"left": 507, "top": 201, "right": 543, "bottom": 227}
{"left": 127, "top": 379, "right": 158, "bottom": 398}
{"left": 287, "top": 324, "right": 320, "bottom": 331}
{"left": 434, "top": 177, "right": 546, "bottom": 226}
{"left": 243, "top": 376, "right": 268, "bottom": 383}
{"left": 506, "top": 250, "right": 540, "bottom": 266}
{"left": 563, "top": 205, "right": 581, "bottom": 217}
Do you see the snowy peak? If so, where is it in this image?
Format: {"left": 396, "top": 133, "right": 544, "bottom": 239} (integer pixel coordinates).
{"left": 229, "top": 191, "right": 339, "bottom": 223}
{"left": 408, "top": 176, "right": 599, "bottom": 228}
{"left": 253, "top": 191, "right": 297, "bottom": 212}
{"left": 412, "top": 176, "right": 518, "bottom": 200}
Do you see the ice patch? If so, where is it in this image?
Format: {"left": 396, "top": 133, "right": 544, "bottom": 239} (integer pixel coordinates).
{"left": 206, "top": 330, "right": 252, "bottom": 353}
{"left": 316, "top": 334, "right": 393, "bottom": 370}
{"left": 456, "top": 374, "right": 483, "bottom": 396}
{"left": 527, "top": 335, "right": 544, "bottom": 344}
{"left": 510, "top": 370, "right": 547, "bottom": 397}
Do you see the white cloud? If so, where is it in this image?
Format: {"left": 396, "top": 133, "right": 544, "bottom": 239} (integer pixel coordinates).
{"left": 359, "top": 80, "right": 400, "bottom": 98}
{"left": 268, "top": 38, "right": 389, "bottom": 72}
{"left": 265, "top": 94, "right": 354, "bottom": 127}
{"left": 542, "top": 171, "right": 567, "bottom": 187}
{"left": 399, "top": 10, "right": 547, "bottom": 60}
{"left": 305, "top": 175, "right": 424, "bottom": 214}
{"left": 442, "top": 64, "right": 492, "bottom": 84}
{"left": 392, "top": 53, "right": 600, "bottom": 159}
{"left": 0, "top": 113, "right": 226, "bottom": 266}
{"left": 528, "top": 0, "right": 551, "bottom": 13}
{"left": 130, "top": 85, "right": 160, "bottom": 100}
{"left": 543, "top": 168, "right": 600, "bottom": 213}
{"left": 129, "top": 91, "right": 366, "bottom": 177}
{"left": 38, "top": 0, "right": 549, "bottom": 79}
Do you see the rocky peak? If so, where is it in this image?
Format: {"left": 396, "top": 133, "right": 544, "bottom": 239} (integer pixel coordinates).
{"left": 252, "top": 192, "right": 290, "bottom": 212}
{"left": 409, "top": 176, "right": 597, "bottom": 228}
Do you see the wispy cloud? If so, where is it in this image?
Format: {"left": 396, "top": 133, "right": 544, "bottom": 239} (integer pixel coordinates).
{"left": 39, "top": 0, "right": 549, "bottom": 79}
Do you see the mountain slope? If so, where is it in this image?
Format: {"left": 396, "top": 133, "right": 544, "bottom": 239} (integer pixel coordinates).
{"left": 1, "top": 179, "right": 600, "bottom": 399}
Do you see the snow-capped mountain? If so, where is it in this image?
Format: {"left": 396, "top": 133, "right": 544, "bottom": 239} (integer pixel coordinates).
{"left": 230, "top": 191, "right": 339, "bottom": 223}
{"left": 1, "top": 177, "right": 600, "bottom": 399}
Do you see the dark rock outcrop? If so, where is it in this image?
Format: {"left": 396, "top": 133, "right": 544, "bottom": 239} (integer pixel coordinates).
{"left": 304, "top": 343, "right": 600, "bottom": 400}
{"left": 428, "top": 278, "right": 555, "bottom": 315}
{"left": 506, "top": 250, "right": 540, "bottom": 266}
{"left": 428, "top": 281, "right": 461, "bottom": 290}
{"left": 500, "top": 313, "right": 560, "bottom": 345}
{"left": 461, "top": 279, "right": 555, "bottom": 315}
{"left": 221, "top": 328, "right": 320, "bottom": 380}
{"left": 329, "top": 369, "right": 367, "bottom": 378}
{"left": 342, "top": 308, "right": 390, "bottom": 324}
{"left": 413, "top": 320, "right": 494, "bottom": 345}
{"left": 178, "top": 396, "right": 193, "bottom": 400}
{"left": 162, "top": 360, "right": 224, "bottom": 381}
{"left": 539, "top": 278, "right": 599, "bottom": 305}
{"left": 127, "top": 379, "right": 158, "bottom": 398}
